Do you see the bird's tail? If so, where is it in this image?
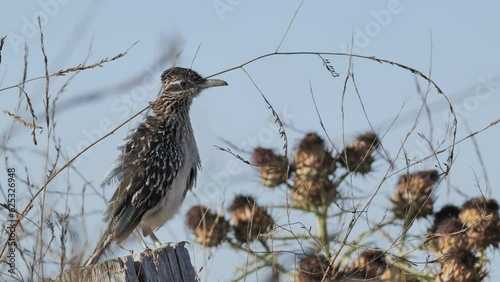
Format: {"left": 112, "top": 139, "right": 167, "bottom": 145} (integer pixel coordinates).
{"left": 83, "top": 229, "right": 113, "bottom": 267}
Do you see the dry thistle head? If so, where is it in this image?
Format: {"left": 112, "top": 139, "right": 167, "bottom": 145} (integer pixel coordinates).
{"left": 344, "top": 249, "right": 387, "bottom": 280}
{"left": 252, "top": 147, "right": 289, "bottom": 188}
{"left": 380, "top": 262, "right": 421, "bottom": 282}
{"left": 459, "top": 198, "right": 500, "bottom": 250}
{"left": 428, "top": 205, "right": 467, "bottom": 255}
{"left": 186, "top": 205, "right": 229, "bottom": 247}
{"left": 339, "top": 132, "right": 380, "bottom": 175}
{"left": 229, "top": 195, "right": 274, "bottom": 243}
{"left": 296, "top": 253, "right": 336, "bottom": 282}
{"left": 294, "top": 133, "right": 335, "bottom": 181}
{"left": 391, "top": 170, "right": 439, "bottom": 221}
{"left": 433, "top": 205, "right": 461, "bottom": 227}
{"left": 291, "top": 177, "right": 337, "bottom": 210}
{"left": 437, "top": 250, "right": 486, "bottom": 282}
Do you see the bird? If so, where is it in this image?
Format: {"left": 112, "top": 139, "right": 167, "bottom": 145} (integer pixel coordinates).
{"left": 83, "top": 67, "right": 228, "bottom": 266}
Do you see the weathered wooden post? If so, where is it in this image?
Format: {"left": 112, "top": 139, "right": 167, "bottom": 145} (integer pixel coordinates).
{"left": 48, "top": 244, "right": 196, "bottom": 282}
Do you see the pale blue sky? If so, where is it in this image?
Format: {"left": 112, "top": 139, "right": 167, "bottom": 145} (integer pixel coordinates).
{"left": 1, "top": 1, "right": 499, "bottom": 281}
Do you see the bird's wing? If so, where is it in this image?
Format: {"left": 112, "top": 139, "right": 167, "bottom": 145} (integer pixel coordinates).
{"left": 101, "top": 128, "right": 142, "bottom": 187}
{"left": 103, "top": 118, "right": 183, "bottom": 242}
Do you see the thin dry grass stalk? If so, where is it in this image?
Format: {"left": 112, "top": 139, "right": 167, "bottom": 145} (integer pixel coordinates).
{"left": 37, "top": 17, "right": 50, "bottom": 129}
{"left": 0, "top": 104, "right": 150, "bottom": 259}
{"left": 0, "top": 107, "right": 42, "bottom": 129}
{"left": 0, "top": 41, "right": 138, "bottom": 93}
{"left": 0, "top": 45, "right": 140, "bottom": 264}
{"left": 19, "top": 41, "right": 40, "bottom": 145}
{"left": 241, "top": 67, "right": 289, "bottom": 159}
{"left": 0, "top": 35, "right": 6, "bottom": 64}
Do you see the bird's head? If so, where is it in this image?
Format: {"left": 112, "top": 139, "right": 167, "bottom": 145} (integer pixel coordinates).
{"left": 152, "top": 67, "right": 227, "bottom": 117}
{"left": 160, "top": 67, "right": 228, "bottom": 98}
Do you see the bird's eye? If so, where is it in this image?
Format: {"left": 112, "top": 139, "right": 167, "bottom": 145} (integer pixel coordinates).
{"left": 180, "top": 81, "right": 189, "bottom": 87}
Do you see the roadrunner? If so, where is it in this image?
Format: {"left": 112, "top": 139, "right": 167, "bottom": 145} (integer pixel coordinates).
{"left": 84, "top": 67, "right": 227, "bottom": 266}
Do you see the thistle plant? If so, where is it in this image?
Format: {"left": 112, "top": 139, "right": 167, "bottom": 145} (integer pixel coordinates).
{"left": 186, "top": 131, "right": 500, "bottom": 281}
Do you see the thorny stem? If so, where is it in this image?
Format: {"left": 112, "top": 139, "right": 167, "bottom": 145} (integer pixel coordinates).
{"left": 259, "top": 238, "right": 271, "bottom": 253}
{"left": 316, "top": 207, "right": 330, "bottom": 257}
{"left": 399, "top": 225, "right": 408, "bottom": 255}
{"left": 273, "top": 235, "right": 314, "bottom": 240}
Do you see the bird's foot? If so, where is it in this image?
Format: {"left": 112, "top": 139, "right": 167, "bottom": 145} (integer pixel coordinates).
{"left": 143, "top": 247, "right": 161, "bottom": 270}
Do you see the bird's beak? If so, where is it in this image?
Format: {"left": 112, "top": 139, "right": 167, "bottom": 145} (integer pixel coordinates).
{"left": 200, "top": 79, "right": 228, "bottom": 89}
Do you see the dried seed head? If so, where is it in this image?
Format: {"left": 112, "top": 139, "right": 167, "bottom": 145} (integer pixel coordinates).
{"left": 229, "top": 195, "right": 274, "bottom": 243}
{"left": 186, "top": 205, "right": 229, "bottom": 247}
{"left": 428, "top": 205, "right": 465, "bottom": 254}
{"left": 459, "top": 198, "right": 500, "bottom": 250}
{"left": 391, "top": 170, "right": 439, "bottom": 221}
{"left": 252, "top": 147, "right": 289, "bottom": 188}
{"left": 380, "top": 262, "right": 420, "bottom": 282}
{"left": 356, "top": 132, "right": 380, "bottom": 148}
{"left": 291, "top": 178, "right": 337, "bottom": 209}
{"left": 296, "top": 253, "right": 336, "bottom": 282}
{"left": 230, "top": 195, "right": 257, "bottom": 223}
{"left": 430, "top": 217, "right": 467, "bottom": 255}
{"left": 460, "top": 198, "right": 499, "bottom": 227}
{"left": 294, "top": 133, "right": 335, "bottom": 181}
{"left": 429, "top": 205, "right": 460, "bottom": 234}
{"left": 358, "top": 250, "right": 387, "bottom": 276}
{"left": 433, "top": 205, "right": 461, "bottom": 228}
{"left": 345, "top": 250, "right": 387, "bottom": 279}
{"left": 437, "top": 250, "right": 486, "bottom": 282}
{"left": 339, "top": 132, "right": 379, "bottom": 174}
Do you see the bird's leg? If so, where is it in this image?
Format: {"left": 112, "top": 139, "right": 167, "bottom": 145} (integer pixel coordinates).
{"left": 134, "top": 230, "right": 161, "bottom": 268}
{"left": 133, "top": 229, "right": 150, "bottom": 250}
{"left": 149, "top": 232, "right": 163, "bottom": 248}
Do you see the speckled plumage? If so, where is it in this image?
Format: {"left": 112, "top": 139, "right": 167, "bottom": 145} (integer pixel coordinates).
{"left": 84, "top": 67, "right": 227, "bottom": 266}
